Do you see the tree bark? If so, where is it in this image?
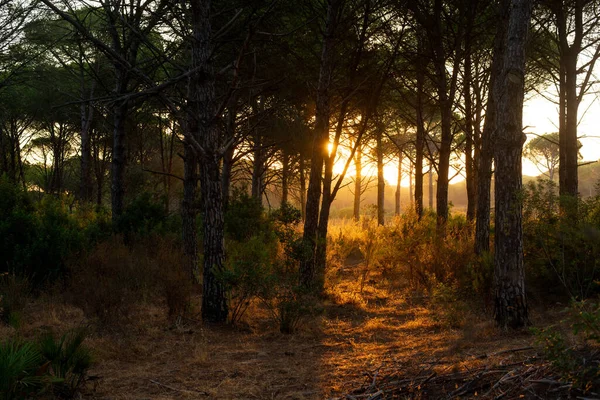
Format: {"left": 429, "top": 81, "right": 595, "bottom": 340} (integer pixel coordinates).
{"left": 189, "top": 0, "right": 228, "bottom": 322}
{"left": 182, "top": 145, "right": 199, "bottom": 281}
{"left": 110, "top": 71, "right": 129, "bottom": 223}
{"left": 428, "top": 166, "right": 434, "bottom": 210}
{"left": 300, "top": 0, "right": 341, "bottom": 291}
{"left": 281, "top": 150, "right": 289, "bottom": 206}
{"left": 395, "top": 152, "right": 402, "bottom": 216}
{"left": 299, "top": 155, "right": 306, "bottom": 221}
{"left": 376, "top": 124, "right": 385, "bottom": 226}
{"left": 475, "top": 0, "right": 508, "bottom": 255}
{"left": 414, "top": 38, "right": 426, "bottom": 219}
{"left": 222, "top": 98, "right": 237, "bottom": 209}
{"left": 493, "top": 0, "right": 531, "bottom": 329}
{"left": 354, "top": 144, "right": 362, "bottom": 221}
{"left": 464, "top": 51, "right": 477, "bottom": 221}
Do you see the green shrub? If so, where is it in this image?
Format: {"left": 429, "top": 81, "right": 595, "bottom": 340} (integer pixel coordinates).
{"left": 0, "top": 339, "right": 52, "bottom": 400}
{"left": 38, "top": 328, "right": 93, "bottom": 398}
{"left": 533, "top": 300, "right": 600, "bottom": 392}
{"left": 523, "top": 180, "right": 600, "bottom": 299}
{"left": 225, "top": 188, "right": 269, "bottom": 241}
{"left": 0, "top": 179, "right": 103, "bottom": 289}
{"left": 222, "top": 234, "right": 277, "bottom": 325}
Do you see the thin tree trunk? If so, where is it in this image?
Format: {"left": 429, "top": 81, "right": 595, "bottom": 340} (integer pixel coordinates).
{"left": 409, "top": 162, "right": 414, "bottom": 208}
{"left": 300, "top": 155, "right": 306, "bottom": 221}
{"left": 377, "top": 125, "right": 385, "bottom": 226}
{"left": 222, "top": 100, "right": 237, "bottom": 208}
{"left": 493, "top": 0, "right": 531, "bottom": 329}
{"left": 395, "top": 152, "right": 402, "bottom": 216}
{"left": 281, "top": 150, "right": 289, "bottom": 206}
{"left": 111, "top": 99, "right": 128, "bottom": 223}
{"left": 414, "top": 37, "right": 426, "bottom": 219}
{"left": 354, "top": 144, "right": 362, "bottom": 221}
{"left": 428, "top": 167, "right": 434, "bottom": 210}
{"left": 464, "top": 51, "right": 476, "bottom": 221}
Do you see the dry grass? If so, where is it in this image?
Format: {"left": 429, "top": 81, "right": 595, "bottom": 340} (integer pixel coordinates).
{"left": 0, "top": 265, "right": 568, "bottom": 400}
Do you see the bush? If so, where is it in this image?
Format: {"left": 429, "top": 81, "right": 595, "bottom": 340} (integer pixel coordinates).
{"left": 222, "top": 234, "right": 277, "bottom": 325}
{"left": 0, "top": 178, "right": 106, "bottom": 289}
{"left": 379, "top": 210, "right": 475, "bottom": 292}
{"left": 523, "top": 180, "right": 600, "bottom": 299}
{"left": 0, "top": 339, "right": 50, "bottom": 400}
{"left": 225, "top": 188, "right": 269, "bottom": 241}
{"left": 533, "top": 300, "right": 600, "bottom": 392}
{"left": 116, "top": 192, "right": 176, "bottom": 237}
{"left": 38, "top": 328, "right": 93, "bottom": 398}
{"left": 68, "top": 236, "right": 190, "bottom": 325}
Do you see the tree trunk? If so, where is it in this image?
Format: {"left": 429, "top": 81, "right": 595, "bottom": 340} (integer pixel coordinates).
{"left": 376, "top": 126, "right": 385, "bottom": 226}
{"left": 281, "top": 151, "right": 289, "bottom": 206}
{"left": 395, "top": 152, "right": 402, "bottom": 216}
{"left": 409, "top": 162, "right": 414, "bottom": 208}
{"left": 182, "top": 145, "right": 199, "bottom": 281}
{"left": 300, "top": 155, "right": 306, "bottom": 221}
{"left": 493, "top": 0, "right": 531, "bottom": 329}
{"left": 354, "top": 144, "right": 362, "bottom": 221}
{"left": 464, "top": 51, "right": 476, "bottom": 221}
{"left": 111, "top": 99, "right": 128, "bottom": 223}
{"left": 475, "top": 0, "right": 508, "bottom": 256}
{"left": 414, "top": 36, "right": 426, "bottom": 220}
{"left": 222, "top": 99, "right": 237, "bottom": 208}
{"left": 189, "top": 0, "right": 228, "bottom": 322}
{"left": 300, "top": 0, "right": 340, "bottom": 291}
{"left": 428, "top": 166, "right": 434, "bottom": 210}
{"left": 560, "top": 51, "right": 579, "bottom": 199}
{"left": 79, "top": 67, "right": 95, "bottom": 203}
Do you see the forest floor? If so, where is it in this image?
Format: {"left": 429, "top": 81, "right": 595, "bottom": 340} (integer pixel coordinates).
{"left": 0, "top": 269, "right": 580, "bottom": 400}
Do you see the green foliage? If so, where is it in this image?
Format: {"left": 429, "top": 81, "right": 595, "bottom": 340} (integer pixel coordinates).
{"left": 385, "top": 210, "right": 476, "bottom": 292}
{"left": 523, "top": 180, "right": 600, "bottom": 299}
{"left": 222, "top": 234, "right": 277, "bottom": 324}
{"left": 221, "top": 200, "right": 318, "bottom": 332}
{"left": 225, "top": 188, "right": 269, "bottom": 241}
{"left": 116, "top": 192, "right": 174, "bottom": 237}
{"left": 38, "top": 328, "right": 93, "bottom": 398}
{"left": 0, "top": 179, "right": 110, "bottom": 288}
{"left": 0, "top": 328, "right": 93, "bottom": 400}
{"left": 532, "top": 301, "right": 600, "bottom": 391}
{"left": 0, "top": 339, "right": 50, "bottom": 400}
{"left": 430, "top": 281, "right": 467, "bottom": 329}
